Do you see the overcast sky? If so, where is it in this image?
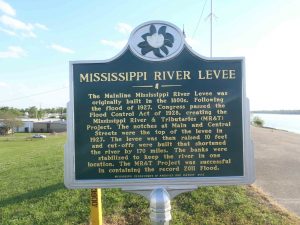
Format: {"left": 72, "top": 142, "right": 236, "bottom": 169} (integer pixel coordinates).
{"left": 0, "top": 0, "right": 299, "bottom": 110}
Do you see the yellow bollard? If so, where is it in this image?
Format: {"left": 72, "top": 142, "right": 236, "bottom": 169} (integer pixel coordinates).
{"left": 90, "top": 189, "right": 103, "bottom": 225}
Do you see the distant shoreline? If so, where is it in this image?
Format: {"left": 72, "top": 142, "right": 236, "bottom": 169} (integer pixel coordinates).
{"left": 251, "top": 110, "right": 300, "bottom": 115}
{"left": 250, "top": 113, "right": 300, "bottom": 134}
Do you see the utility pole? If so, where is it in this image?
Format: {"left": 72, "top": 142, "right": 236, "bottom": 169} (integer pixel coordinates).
{"left": 210, "top": 0, "right": 213, "bottom": 57}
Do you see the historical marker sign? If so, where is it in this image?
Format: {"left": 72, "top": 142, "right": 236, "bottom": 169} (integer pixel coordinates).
{"left": 64, "top": 21, "right": 255, "bottom": 189}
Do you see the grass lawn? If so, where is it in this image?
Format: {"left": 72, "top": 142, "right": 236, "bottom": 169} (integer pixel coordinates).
{"left": 0, "top": 133, "right": 299, "bottom": 225}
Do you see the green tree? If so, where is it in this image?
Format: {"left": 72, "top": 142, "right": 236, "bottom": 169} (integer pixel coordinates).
{"left": 0, "top": 107, "right": 22, "bottom": 116}
{"left": 26, "top": 106, "right": 38, "bottom": 118}
{"left": 37, "top": 109, "right": 44, "bottom": 120}
{"left": 0, "top": 111, "right": 23, "bottom": 135}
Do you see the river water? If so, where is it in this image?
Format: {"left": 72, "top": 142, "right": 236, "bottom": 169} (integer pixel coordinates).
{"left": 251, "top": 113, "right": 300, "bottom": 134}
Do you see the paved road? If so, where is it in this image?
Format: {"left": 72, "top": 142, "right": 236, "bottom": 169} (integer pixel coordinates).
{"left": 252, "top": 126, "right": 300, "bottom": 216}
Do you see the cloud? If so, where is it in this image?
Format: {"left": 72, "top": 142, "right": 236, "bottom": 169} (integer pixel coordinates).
{"left": 21, "top": 30, "right": 36, "bottom": 38}
{"left": 0, "top": 15, "right": 33, "bottom": 31}
{"left": 115, "top": 22, "right": 133, "bottom": 34}
{"left": 0, "top": 0, "right": 16, "bottom": 16}
{"left": 0, "top": 81, "right": 10, "bottom": 88}
{"left": 34, "top": 22, "right": 48, "bottom": 30}
{"left": 0, "top": 1, "right": 48, "bottom": 39}
{"left": 49, "top": 44, "right": 75, "bottom": 54}
{"left": 0, "top": 26, "right": 16, "bottom": 36}
{"left": 99, "top": 23, "right": 131, "bottom": 51}
{"left": 0, "top": 46, "right": 26, "bottom": 58}
{"left": 0, "top": 15, "right": 48, "bottom": 38}
{"left": 0, "top": 14, "right": 37, "bottom": 38}
{"left": 100, "top": 39, "right": 127, "bottom": 49}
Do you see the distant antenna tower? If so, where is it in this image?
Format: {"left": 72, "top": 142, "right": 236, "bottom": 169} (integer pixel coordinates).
{"left": 205, "top": 0, "right": 217, "bottom": 57}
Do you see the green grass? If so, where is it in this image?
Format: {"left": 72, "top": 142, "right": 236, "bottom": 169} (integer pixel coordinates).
{"left": 0, "top": 133, "right": 89, "bottom": 225}
{"left": 1, "top": 133, "right": 299, "bottom": 225}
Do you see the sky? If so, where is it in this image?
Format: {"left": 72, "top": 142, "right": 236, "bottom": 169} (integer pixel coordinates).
{"left": 0, "top": 0, "right": 299, "bottom": 110}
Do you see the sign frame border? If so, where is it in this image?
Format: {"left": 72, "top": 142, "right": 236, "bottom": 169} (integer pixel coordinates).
{"left": 64, "top": 20, "right": 255, "bottom": 189}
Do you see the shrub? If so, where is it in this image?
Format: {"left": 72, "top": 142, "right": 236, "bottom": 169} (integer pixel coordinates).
{"left": 252, "top": 116, "right": 264, "bottom": 127}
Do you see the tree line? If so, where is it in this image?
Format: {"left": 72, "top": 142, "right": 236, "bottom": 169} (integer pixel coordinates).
{"left": 0, "top": 106, "right": 67, "bottom": 119}
{"left": 0, "top": 106, "right": 67, "bottom": 135}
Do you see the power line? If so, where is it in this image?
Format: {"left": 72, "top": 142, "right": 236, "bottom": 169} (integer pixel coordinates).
{"left": 192, "top": 0, "right": 208, "bottom": 39}
{"left": 0, "top": 86, "right": 68, "bottom": 103}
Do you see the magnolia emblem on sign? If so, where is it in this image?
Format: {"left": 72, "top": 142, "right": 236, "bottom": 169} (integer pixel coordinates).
{"left": 129, "top": 21, "right": 185, "bottom": 61}
{"left": 137, "top": 24, "right": 174, "bottom": 58}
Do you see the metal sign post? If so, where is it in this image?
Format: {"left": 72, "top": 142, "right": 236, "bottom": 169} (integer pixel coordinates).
{"left": 124, "top": 186, "right": 197, "bottom": 224}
